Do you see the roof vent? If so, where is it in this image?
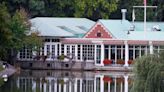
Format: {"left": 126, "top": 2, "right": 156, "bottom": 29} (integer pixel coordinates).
{"left": 152, "top": 25, "right": 161, "bottom": 31}
{"left": 121, "top": 9, "right": 127, "bottom": 20}
{"left": 129, "top": 25, "right": 135, "bottom": 31}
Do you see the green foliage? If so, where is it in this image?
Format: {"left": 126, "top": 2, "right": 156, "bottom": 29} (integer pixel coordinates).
{"left": 9, "top": 8, "right": 30, "bottom": 50}
{"left": 131, "top": 54, "right": 163, "bottom": 92}
{"left": 58, "top": 54, "right": 65, "bottom": 61}
{"left": 0, "top": 78, "right": 4, "bottom": 87}
{"left": 0, "top": 3, "right": 42, "bottom": 61}
{"left": 1, "top": 0, "right": 164, "bottom": 21}
{"left": 74, "top": 0, "right": 118, "bottom": 20}
{"left": 0, "top": 65, "right": 4, "bottom": 71}
{"left": 110, "top": 0, "right": 164, "bottom": 21}
{"left": 0, "top": 3, "right": 11, "bottom": 60}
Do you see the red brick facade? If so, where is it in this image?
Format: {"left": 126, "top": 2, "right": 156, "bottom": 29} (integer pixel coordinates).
{"left": 85, "top": 24, "right": 112, "bottom": 38}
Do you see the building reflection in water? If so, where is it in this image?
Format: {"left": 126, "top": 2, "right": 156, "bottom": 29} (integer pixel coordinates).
{"left": 16, "top": 70, "right": 133, "bottom": 92}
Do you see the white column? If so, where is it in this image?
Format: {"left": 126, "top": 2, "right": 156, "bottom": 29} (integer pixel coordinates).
{"left": 80, "top": 45, "right": 83, "bottom": 61}
{"left": 44, "top": 44, "right": 47, "bottom": 56}
{"left": 63, "top": 78, "right": 66, "bottom": 92}
{"left": 149, "top": 41, "right": 153, "bottom": 54}
{"left": 139, "top": 46, "right": 141, "bottom": 57}
{"left": 44, "top": 83, "right": 46, "bottom": 92}
{"left": 64, "top": 45, "right": 67, "bottom": 55}
{"left": 75, "top": 45, "right": 78, "bottom": 60}
{"left": 49, "top": 80, "right": 51, "bottom": 92}
{"left": 124, "top": 75, "right": 129, "bottom": 92}
{"left": 108, "top": 81, "right": 111, "bottom": 92}
{"left": 59, "top": 43, "right": 62, "bottom": 55}
{"left": 70, "top": 45, "right": 72, "bottom": 54}
{"left": 121, "top": 81, "right": 123, "bottom": 92}
{"left": 133, "top": 46, "right": 135, "bottom": 60}
{"left": 100, "top": 76, "right": 104, "bottom": 92}
{"left": 33, "top": 81, "right": 36, "bottom": 92}
{"left": 17, "top": 52, "right": 20, "bottom": 60}
{"left": 124, "top": 41, "right": 129, "bottom": 67}
{"left": 55, "top": 44, "right": 57, "bottom": 56}
{"left": 54, "top": 79, "right": 57, "bottom": 92}
{"left": 59, "top": 83, "right": 61, "bottom": 92}
{"left": 115, "top": 46, "right": 117, "bottom": 64}
{"left": 80, "top": 79, "right": 82, "bottom": 92}
{"left": 94, "top": 44, "right": 97, "bottom": 65}
{"left": 114, "top": 77, "right": 117, "bottom": 92}
{"left": 74, "top": 78, "right": 77, "bottom": 92}
{"left": 69, "top": 81, "right": 72, "bottom": 92}
{"left": 17, "top": 77, "right": 20, "bottom": 89}
{"left": 101, "top": 44, "right": 104, "bottom": 66}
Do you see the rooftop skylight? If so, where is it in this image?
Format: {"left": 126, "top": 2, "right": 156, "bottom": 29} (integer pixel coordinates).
{"left": 76, "top": 26, "right": 89, "bottom": 31}
{"left": 58, "top": 26, "right": 77, "bottom": 34}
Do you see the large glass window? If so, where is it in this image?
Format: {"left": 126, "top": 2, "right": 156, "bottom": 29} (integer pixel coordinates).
{"left": 117, "top": 45, "right": 121, "bottom": 59}
{"left": 19, "top": 46, "right": 32, "bottom": 59}
{"left": 66, "top": 45, "right": 76, "bottom": 59}
{"left": 46, "top": 45, "right": 50, "bottom": 58}
{"left": 51, "top": 45, "right": 55, "bottom": 59}
{"left": 96, "top": 45, "right": 101, "bottom": 64}
{"left": 111, "top": 45, "right": 116, "bottom": 60}
{"left": 77, "top": 45, "right": 81, "bottom": 60}
{"left": 82, "top": 45, "right": 95, "bottom": 60}
{"left": 129, "top": 45, "right": 149, "bottom": 60}
{"left": 104, "top": 45, "right": 109, "bottom": 59}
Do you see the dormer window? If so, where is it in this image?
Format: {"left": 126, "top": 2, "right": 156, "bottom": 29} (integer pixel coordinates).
{"left": 97, "top": 32, "right": 102, "bottom": 37}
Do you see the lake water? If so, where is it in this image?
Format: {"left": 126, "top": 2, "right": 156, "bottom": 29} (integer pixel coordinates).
{"left": 0, "top": 70, "right": 156, "bottom": 92}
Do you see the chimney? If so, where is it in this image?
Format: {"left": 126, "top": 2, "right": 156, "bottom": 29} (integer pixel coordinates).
{"left": 121, "top": 9, "right": 127, "bottom": 20}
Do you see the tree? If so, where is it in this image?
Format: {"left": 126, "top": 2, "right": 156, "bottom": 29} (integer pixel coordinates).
{"left": 0, "top": 3, "right": 11, "bottom": 60}
{"left": 131, "top": 54, "right": 163, "bottom": 92}
{"left": 0, "top": 2, "right": 42, "bottom": 62}
{"left": 8, "top": 8, "right": 42, "bottom": 63}
{"left": 74, "top": 0, "right": 118, "bottom": 20}
{"left": 110, "top": 0, "right": 164, "bottom": 21}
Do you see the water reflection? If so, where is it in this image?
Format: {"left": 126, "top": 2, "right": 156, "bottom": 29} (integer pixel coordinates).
{"left": 0, "top": 70, "right": 133, "bottom": 92}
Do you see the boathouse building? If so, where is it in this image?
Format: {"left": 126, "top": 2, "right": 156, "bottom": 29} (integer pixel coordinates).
{"left": 17, "top": 16, "right": 164, "bottom": 68}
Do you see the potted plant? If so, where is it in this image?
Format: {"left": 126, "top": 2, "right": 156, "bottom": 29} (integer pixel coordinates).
{"left": 103, "top": 59, "right": 112, "bottom": 65}
{"left": 117, "top": 59, "right": 124, "bottom": 64}
{"left": 103, "top": 76, "right": 112, "bottom": 83}
{"left": 128, "top": 60, "right": 133, "bottom": 65}
{"left": 58, "top": 54, "right": 65, "bottom": 61}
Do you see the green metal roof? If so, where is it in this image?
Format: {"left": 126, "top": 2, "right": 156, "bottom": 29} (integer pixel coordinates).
{"left": 30, "top": 17, "right": 164, "bottom": 40}
{"left": 98, "top": 19, "right": 164, "bottom": 40}
{"left": 30, "top": 17, "right": 95, "bottom": 37}
{"left": 133, "top": 22, "right": 164, "bottom": 32}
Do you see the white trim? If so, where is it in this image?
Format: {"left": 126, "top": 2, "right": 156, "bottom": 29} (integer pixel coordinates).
{"left": 115, "top": 46, "right": 117, "bottom": 64}
{"left": 59, "top": 43, "right": 61, "bottom": 55}
{"left": 149, "top": 41, "right": 153, "bottom": 54}
{"left": 80, "top": 44, "right": 83, "bottom": 61}
{"left": 75, "top": 44, "right": 78, "bottom": 60}
{"left": 101, "top": 44, "right": 104, "bottom": 66}
{"left": 94, "top": 44, "right": 97, "bottom": 65}
{"left": 124, "top": 41, "right": 129, "bottom": 67}
{"left": 64, "top": 45, "right": 67, "bottom": 55}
